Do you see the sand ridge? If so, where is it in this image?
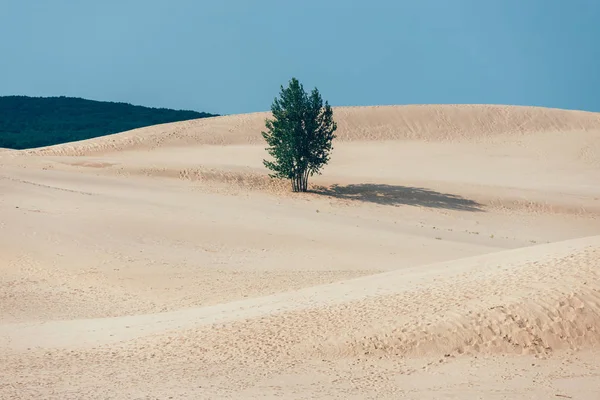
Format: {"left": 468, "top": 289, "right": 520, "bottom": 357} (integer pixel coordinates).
{"left": 17, "top": 104, "right": 600, "bottom": 156}
{"left": 2, "top": 235, "right": 599, "bottom": 353}
{"left": 2, "top": 236, "right": 599, "bottom": 399}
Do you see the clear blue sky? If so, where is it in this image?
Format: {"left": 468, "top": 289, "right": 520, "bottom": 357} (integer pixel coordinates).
{"left": 1, "top": 0, "right": 598, "bottom": 115}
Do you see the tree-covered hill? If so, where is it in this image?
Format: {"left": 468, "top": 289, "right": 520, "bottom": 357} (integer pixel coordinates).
{"left": 0, "top": 95, "right": 218, "bottom": 149}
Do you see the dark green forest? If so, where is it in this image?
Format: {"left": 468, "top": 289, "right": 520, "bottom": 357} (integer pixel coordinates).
{"left": 0, "top": 96, "right": 218, "bottom": 149}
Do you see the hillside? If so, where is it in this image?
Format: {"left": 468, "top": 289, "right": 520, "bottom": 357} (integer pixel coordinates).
{"left": 0, "top": 95, "right": 218, "bottom": 149}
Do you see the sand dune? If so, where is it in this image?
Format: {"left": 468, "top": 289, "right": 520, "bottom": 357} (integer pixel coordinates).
{"left": 2, "top": 235, "right": 599, "bottom": 352}
{"left": 19, "top": 104, "right": 600, "bottom": 156}
{"left": 2, "top": 104, "right": 600, "bottom": 399}
{"left": 2, "top": 234, "right": 599, "bottom": 398}
{"left": 9, "top": 105, "right": 600, "bottom": 217}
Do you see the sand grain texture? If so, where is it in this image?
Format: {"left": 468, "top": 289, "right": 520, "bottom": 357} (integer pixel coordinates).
{"left": 1, "top": 104, "right": 600, "bottom": 399}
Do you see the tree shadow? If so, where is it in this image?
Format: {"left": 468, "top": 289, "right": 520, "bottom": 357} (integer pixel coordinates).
{"left": 312, "top": 183, "right": 484, "bottom": 212}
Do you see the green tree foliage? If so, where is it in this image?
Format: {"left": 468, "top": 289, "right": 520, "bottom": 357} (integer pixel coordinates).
{"left": 0, "top": 96, "right": 218, "bottom": 149}
{"left": 261, "top": 78, "right": 337, "bottom": 192}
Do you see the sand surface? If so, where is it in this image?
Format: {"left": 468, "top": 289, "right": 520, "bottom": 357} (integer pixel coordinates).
{"left": 1, "top": 104, "right": 600, "bottom": 399}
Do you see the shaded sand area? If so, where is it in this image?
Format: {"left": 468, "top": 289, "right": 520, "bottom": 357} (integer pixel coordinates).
{"left": 1, "top": 105, "right": 600, "bottom": 398}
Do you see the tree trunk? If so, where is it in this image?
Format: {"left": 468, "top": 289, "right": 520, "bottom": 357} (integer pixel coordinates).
{"left": 303, "top": 169, "right": 309, "bottom": 192}
{"left": 291, "top": 171, "right": 309, "bottom": 192}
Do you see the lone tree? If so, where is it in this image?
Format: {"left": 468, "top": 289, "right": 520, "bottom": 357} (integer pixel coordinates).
{"left": 262, "top": 77, "right": 337, "bottom": 192}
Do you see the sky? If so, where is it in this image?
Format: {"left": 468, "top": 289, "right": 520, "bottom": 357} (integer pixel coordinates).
{"left": 1, "top": 0, "right": 599, "bottom": 115}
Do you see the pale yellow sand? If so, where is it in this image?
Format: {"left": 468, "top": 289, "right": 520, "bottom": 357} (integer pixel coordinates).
{"left": 1, "top": 105, "right": 600, "bottom": 399}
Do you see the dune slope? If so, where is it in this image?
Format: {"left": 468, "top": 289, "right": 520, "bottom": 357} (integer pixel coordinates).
{"left": 10, "top": 104, "right": 600, "bottom": 216}
{"left": 2, "top": 236, "right": 599, "bottom": 399}
{"left": 2, "top": 235, "right": 599, "bottom": 352}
